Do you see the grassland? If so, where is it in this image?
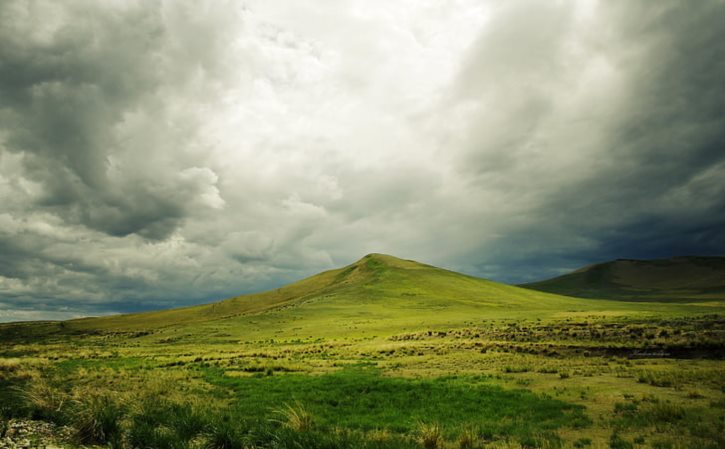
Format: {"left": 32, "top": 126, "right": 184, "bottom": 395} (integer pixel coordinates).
{"left": 0, "top": 254, "right": 723, "bottom": 449}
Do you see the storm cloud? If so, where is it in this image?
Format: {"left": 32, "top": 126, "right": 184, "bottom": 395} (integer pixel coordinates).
{"left": 1, "top": 0, "right": 724, "bottom": 320}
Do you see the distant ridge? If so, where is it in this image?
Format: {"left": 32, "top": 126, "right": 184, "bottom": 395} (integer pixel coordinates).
{"left": 520, "top": 256, "right": 725, "bottom": 302}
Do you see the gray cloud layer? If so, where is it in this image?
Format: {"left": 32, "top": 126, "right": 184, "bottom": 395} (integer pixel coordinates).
{"left": 1, "top": 0, "right": 723, "bottom": 321}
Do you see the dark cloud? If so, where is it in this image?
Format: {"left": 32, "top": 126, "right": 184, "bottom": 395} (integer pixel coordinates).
{"left": 438, "top": 0, "right": 725, "bottom": 282}
{"left": 0, "top": 0, "right": 227, "bottom": 240}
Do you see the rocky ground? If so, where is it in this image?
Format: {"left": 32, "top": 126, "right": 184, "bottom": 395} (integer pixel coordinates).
{"left": 0, "top": 419, "right": 72, "bottom": 449}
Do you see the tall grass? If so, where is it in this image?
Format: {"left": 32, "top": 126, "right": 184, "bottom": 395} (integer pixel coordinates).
{"left": 457, "top": 426, "right": 478, "bottom": 449}
{"left": 204, "top": 416, "right": 245, "bottom": 449}
{"left": 71, "top": 395, "right": 124, "bottom": 446}
{"left": 272, "top": 402, "right": 314, "bottom": 432}
{"left": 17, "top": 377, "right": 68, "bottom": 422}
{"left": 416, "top": 422, "right": 442, "bottom": 449}
{"left": 0, "top": 418, "right": 8, "bottom": 439}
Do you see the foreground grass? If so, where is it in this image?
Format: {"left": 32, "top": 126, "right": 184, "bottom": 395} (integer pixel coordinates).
{"left": 1, "top": 368, "right": 583, "bottom": 448}
{"left": 1, "top": 313, "right": 723, "bottom": 448}
{"left": 205, "top": 368, "right": 588, "bottom": 437}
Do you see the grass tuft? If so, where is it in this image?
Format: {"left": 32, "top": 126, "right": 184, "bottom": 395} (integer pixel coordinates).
{"left": 609, "top": 432, "right": 633, "bottom": 449}
{"left": 17, "top": 377, "right": 68, "bottom": 422}
{"left": 416, "top": 421, "right": 442, "bottom": 449}
{"left": 273, "top": 401, "right": 314, "bottom": 432}
{"left": 457, "top": 426, "right": 478, "bottom": 449}
{"left": 204, "top": 416, "right": 245, "bottom": 449}
{"left": 71, "top": 394, "right": 124, "bottom": 446}
{"left": 0, "top": 418, "right": 8, "bottom": 439}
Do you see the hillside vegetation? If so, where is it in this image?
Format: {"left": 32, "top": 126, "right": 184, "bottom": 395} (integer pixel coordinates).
{"left": 521, "top": 256, "right": 725, "bottom": 302}
{"left": 4, "top": 254, "right": 717, "bottom": 342}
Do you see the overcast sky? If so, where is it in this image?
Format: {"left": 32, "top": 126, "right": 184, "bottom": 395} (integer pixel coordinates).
{"left": 1, "top": 0, "right": 724, "bottom": 322}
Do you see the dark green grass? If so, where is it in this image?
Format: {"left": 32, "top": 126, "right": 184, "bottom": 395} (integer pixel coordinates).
{"left": 203, "top": 368, "right": 589, "bottom": 440}
{"left": 611, "top": 397, "right": 725, "bottom": 448}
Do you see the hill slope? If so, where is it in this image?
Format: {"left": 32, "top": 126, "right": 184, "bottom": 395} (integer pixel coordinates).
{"left": 4, "top": 254, "right": 719, "bottom": 343}
{"left": 66, "top": 253, "right": 586, "bottom": 332}
{"left": 521, "top": 256, "right": 725, "bottom": 301}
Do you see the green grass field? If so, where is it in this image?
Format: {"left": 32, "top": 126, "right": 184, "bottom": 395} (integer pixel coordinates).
{"left": 1, "top": 254, "right": 723, "bottom": 449}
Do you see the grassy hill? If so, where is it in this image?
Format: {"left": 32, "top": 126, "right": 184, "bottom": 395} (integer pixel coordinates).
{"left": 7, "top": 253, "right": 714, "bottom": 342}
{"left": 520, "top": 256, "right": 725, "bottom": 301}
{"left": 3, "top": 254, "right": 720, "bottom": 343}
{"left": 1, "top": 254, "right": 723, "bottom": 449}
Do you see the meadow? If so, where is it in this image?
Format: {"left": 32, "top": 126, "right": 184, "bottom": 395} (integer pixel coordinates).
{"left": 0, "top": 255, "right": 723, "bottom": 449}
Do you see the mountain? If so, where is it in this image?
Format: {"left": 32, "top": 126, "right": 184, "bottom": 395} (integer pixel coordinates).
{"left": 520, "top": 256, "right": 725, "bottom": 301}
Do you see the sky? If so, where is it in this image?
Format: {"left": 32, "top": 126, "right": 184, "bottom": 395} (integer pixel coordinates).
{"left": 1, "top": 0, "right": 724, "bottom": 322}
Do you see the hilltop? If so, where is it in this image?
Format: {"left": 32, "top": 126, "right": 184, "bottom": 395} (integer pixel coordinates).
{"left": 521, "top": 256, "right": 725, "bottom": 301}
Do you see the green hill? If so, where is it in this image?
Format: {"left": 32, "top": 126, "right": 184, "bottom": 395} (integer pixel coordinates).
{"left": 521, "top": 256, "right": 725, "bottom": 301}
{"left": 63, "top": 253, "right": 586, "bottom": 334}
{"left": 3, "top": 253, "right": 711, "bottom": 342}
{"left": 3, "top": 254, "right": 720, "bottom": 344}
